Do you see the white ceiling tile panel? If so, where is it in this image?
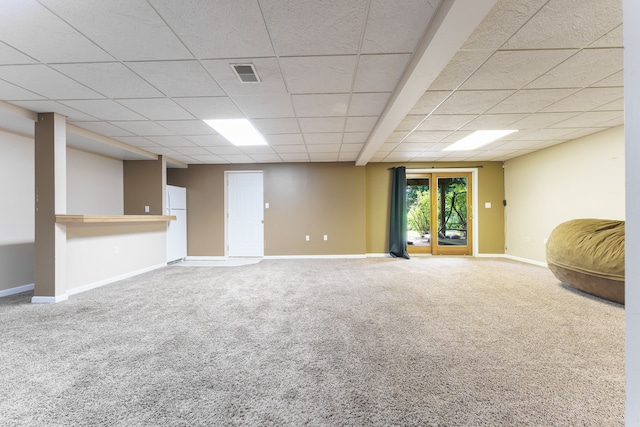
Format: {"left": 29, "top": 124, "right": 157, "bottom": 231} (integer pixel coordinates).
{"left": 280, "top": 56, "right": 357, "bottom": 94}
{"left": 61, "top": 100, "right": 145, "bottom": 121}
{"left": 15, "top": 100, "right": 97, "bottom": 121}
{"left": 353, "top": 54, "right": 411, "bottom": 92}
{"left": 541, "top": 87, "right": 623, "bottom": 113}
{"left": 250, "top": 154, "right": 283, "bottom": 163}
{"left": 342, "top": 132, "right": 370, "bottom": 144}
{"left": 526, "top": 48, "right": 623, "bottom": 89}
{"left": 303, "top": 133, "right": 343, "bottom": 144}
{"left": 549, "top": 111, "right": 625, "bottom": 129}
{"left": 512, "top": 128, "right": 577, "bottom": 141}
{"left": 126, "top": 61, "right": 224, "bottom": 97}
{"left": 395, "top": 116, "right": 424, "bottom": 132}
{"left": 292, "top": 94, "right": 349, "bottom": 117}
{"left": 150, "top": 147, "right": 180, "bottom": 156}
{"left": 348, "top": 93, "right": 391, "bottom": 116}
{"left": 155, "top": 120, "right": 217, "bottom": 136}
{"left": 338, "top": 152, "right": 358, "bottom": 162}
{"left": 487, "top": 89, "right": 578, "bottom": 114}
{"left": 71, "top": 121, "right": 134, "bottom": 137}
{"left": 461, "top": 50, "right": 576, "bottom": 90}
{"left": 0, "top": 1, "right": 113, "bottom": 63}
{"left": 117, "top": 98, "right": 193, "bottom": 121}
{"left": 112, "top": 136, "right": 156, "bottom": 147}
{"left": 272, "top": 145, "right": 308, "bottom": 154}
{"left": 108, "top": 120, "right": 175, "bottom": 136}
{"left": 149, "top": 0, "right": 274, "bottom": 58}
{"left": 51, "top": 63, "right": 163, "bottom": 98}
{"left": 590, "top": 25, "right": 623, "bottom": 48}
{"left": 378, "top": 143, "right": 400, "bottom": 153}
{"left": 189, "top": 155, "right": 227, "bottom": 163}
{"left": 436, "top": 90, "right": 514, "bottom": 115}
{"left": 279, "top": 153, "right": 310, "bottom": 162}
{"left": 184, "top": 135, "right": 229, "bottom": 147}
{"left": 509, "top": 112, "right": 579, "bottom": 130}
{"left": 299, "top": 117, "right": 345, "bottom": 133}
{"left": 307, "top": 144, "right": 341, "bottom": 153}
{"left": 0, "top": 41, "right": 37, "bottom": 65}
{"left": 233, "top": 94, "right": 295, "bottom": 119}
{"left": 386, "top": 132, "right": 409, "bottom": 143}
{"left": 403, "top": 130, "right": 451, "bottom": 143}
{"left": 417, "top": 115, "right": 476, "bottom": 131}
{"left": 173, "top": 97, "right": 243, "bottom": 120}
{"left": 0, "top": 80, "right": 44, "bottom": 100}
{"left": 309, "top": 152, "right": 339, "bottom": 162}
{"left": 345, "top": 116, "right": 378, "bottom": 132}
{"left": 385, "top": 152, "right": 420, "bottom": 161}
{"left": 394, "top": 142, "right": 433, "bottom": 152}
{"left": 260, "top": 0, "right": 367, "bottom": 56}
{"left": 593, "top": 71, "right": 623, "bottom": 88}
{"left": 503, "top": 0, "right": 622, "bottom": 49}
{"left": 460, "top": 114, "right": 527, "bottom": 130}
{"left": 264, "top": 133, "right": 305, "bottom": 145}
{"left": 0, "top": 65, "right": 103, "bottom": 99}
{"left": 202, "top": 58, "right": 287, "bottom": 96}
{"left": 361, "top": 0, "right": 439, "bottom": 54}
{"left": 206, "top": 146, "right": 244, "bottom": 156}
{"left": 428, "top": 50, "right": 494, "bottom": 91}
{"left": 461, "top": 0, "right": 548, "bottom": 49}
{"left": 409, "top": 91, "right": 451, "bottom": 115}
{"left": 593, "top": 98, "right": 624, "bottom": 112}
{"left": 145, "top": 136, "right": 195, "bottom": 147}
{"left": 40, "top": 0, "right": 192, "bottom": 61}
{"left": 340, "top": 143, "right": 364, "bottom": 153}
{"left": 239, "top": 146, "right": 276, "bottom": 155}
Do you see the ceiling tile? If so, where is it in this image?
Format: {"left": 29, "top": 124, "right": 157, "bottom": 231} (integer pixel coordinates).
{"left": 593, "top": 98, "right": 624, "bottom": 112}
{"left": 509, "top": 112, "right": 579, "bottom": 129}
{"left": 292, "top": 94, "right": 349, "bottom": 117}
{"left": 338, "top": 152, "right": 358, "bottom": 162}
{"left": 40, "top": 0, "right": 192, "bottom": 61}
{"left": 260, "top": 0, "right": 366, "bottom": 56}
{"left": 461, "top": 49, "right": 576, "bottom": 90}
{"left": 304, "top": 133, "right": 343, "bottom": 144}
{"left": 429, "top": 50, "right": 494, "bottom": 91}
{"left": 189, "top": 154, "right": 227, "bottom": 163}
{"left": 279, "top": 153, "right": 310, "bottom": 162}
{"left": 71, "top": 121, "right": 134, "bottom": 137}
{"left": 549, "top": 111, "right": 624, "bottom": 128}
{"left": 394, "top": 142, "right": 433, "bottom": 152}
{"left": 503, "top": 0, "right": 622, "bottom": 49}
{"left": 0, "top": 1, "right": 113, "bottom": 63}
{"left": 173, "top": 97, "right": 243, "bottom": 120}
{"left": 280, "top": 56, "right": 357, "bottom": 94}
{"left": 378, "top": 142, "right": 400, "bottom": 152}
{"left": 460, "top": 113, "right": 527, "bottom": 130}
{"left": 13, "top": 100, "right": 96, "bottom": 121}
{"left": 395, "top": 116, "right": 424, "bottom": 131}
{"left": 233, "top": 95, "right": 295, "bottom": 118}
{"left": 299, "top": 117, "right": 345, "bottom": 133}
{"left": 353, "top": 54, "right": 411, "bottom": 92}
{"left": 340, "top": 143, "right": 364, "bottom": 153}
{"left": 409, "top": 91, "right": 451, "bottom": 115}
{"left": 52, "top": 63, "right": 163, "bottom": 98}
{"left": 0, "top": 41, "right": 37, "bottom": 64}
{"left": 590, "top": 25, "right": 623, "bottom": 48}
{"left": 307, "top": 144, "right": 341, "bottom": 153}
{"left": 112, "top": 136, "right": 156, "bottom": 147}
{"left": 202, "top": 58, "right": 287, "bottom": 96}
{"left": 0, "top": 80, "right": 44, "bottom": 100}
{"left": 207, "top": 146, "right": 244, "bottom": 156}
{"left": 416, "top": 115, "right": 476, "bottom": 131}
{"left": 594, "top": 71, "right": 623, "bottom": 88}
{"left": 361, "top": 0, "right": 439, "bottom": 54}
{"left": 436, "top": 90, "right": 514, "bottom": 114}
{"left": 342, "top": 132, "right": 370, "bottom": 144}
{"left": 117, "top": 98, "right": 193, "bottom": 120}
{"left": 264, "top": 133, "right": 305, "bottom": 145}
{"left": 403, "top": 130, "right": 451, "bottom": 143}
{"left": 185, "top": 135, "right": 229, "bottom": 147}
{"left": 309, "top": 152, "right": 339, "bottom": 162}
{"left": 149, "top": 147, "right": 179, "bottom": 156}
{"left": 145, "top": 136, "right": 195, "bottom": 147}
{"left": 272, "top": 145, "right": 308, "bottom": 154}
{"left": 250, "top": 154, "right": 283, "bottom": 163}
{"left": 487, "top": 89, "right": 577, "bottom": 114}
{"left": 541, "top": 87, "right": 623, "bottom": 112}
{"left": 61, "top": 100, "right": 145, "bottom": 121}
{"left": 348, "top": 93, "right": 391, "bottom": 116}
{"left": 386, "top": 132, "right": 409, "bottom": 143}
{"left": 221, "top": 154, "right": 254, "bottom": 163}
{"left": 155, "top": 120, "right": 217, "bottom": 136}
{"left": 126, "top": 61, "right": 224, "bottom": 97}
{"left": 109, "top": 120, "right": 175, "bottom": 136}
{"left": 251, "top": 118, "right": 301, "bottom": 135}
{"left": 345, "top": 116, "right": 378, "bottom": 132}
{"left": 461, "top": 0, "right": 548, "bottom": 49}
{"left": 149, "top": 0, "right": 274, "bottom": 58}
{"left": 0, "top": 65, "right": 103, "bottom": 99}
{"left": 526, "top": 48, "right": 623, "bottom": 89}
{"left": 239, "top": 146, "right": 276, "bottom": 155}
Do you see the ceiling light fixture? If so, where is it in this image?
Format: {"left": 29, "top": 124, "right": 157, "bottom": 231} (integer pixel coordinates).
{"left": 444, "top": 130, "right": 518, "bottom": 151}
{"left": 203, "top": 119, "right": 268, "bottom": 146}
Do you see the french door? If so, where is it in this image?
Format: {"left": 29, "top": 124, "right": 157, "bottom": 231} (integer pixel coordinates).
{"left": 406, "top": 172, "right": 472, "bottom": 255}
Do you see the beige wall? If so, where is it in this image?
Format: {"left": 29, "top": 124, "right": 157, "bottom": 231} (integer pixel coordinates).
{"left": 504, "top": 126, "right": 625, "bottom": 263}
{"left": 168, "top": 162, "right": 367, "bottom": 257}
{"left": 365, "top": 162, "right": 505, "bottom": 254}
{"left": 123, "top": 157, "right": 166, "bottom": 215}
{"left": 67, "top": 148, "right": 123, "bottom": 215}
{"left": 169, "top": 161, "right": 503, "bottom": 257}
{"left": 0, "top": 130, "right": 34, "bottom": 293}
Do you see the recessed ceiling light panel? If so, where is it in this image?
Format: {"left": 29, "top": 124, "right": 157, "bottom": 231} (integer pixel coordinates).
{"left": 444, "top": 130, "right": 518, "bottom": 151}
{"left": 203, "top": 119, "right": 268, "bottom": 147}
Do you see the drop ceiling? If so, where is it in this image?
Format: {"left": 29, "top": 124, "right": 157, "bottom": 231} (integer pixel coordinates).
{"left": 0, "top": 0, "right": 623, "bottom": 166}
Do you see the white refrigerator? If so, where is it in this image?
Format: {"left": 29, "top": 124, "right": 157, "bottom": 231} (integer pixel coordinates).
{"left": 166, "top": 185, "right": 187, "bottom": 263}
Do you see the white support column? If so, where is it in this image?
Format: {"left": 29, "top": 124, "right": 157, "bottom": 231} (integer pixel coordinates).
{"left": 32, "top": 112, "right": 68, "bottom": 303}
{"left": 624, "top": 0, "right": 640, "bottom": 423}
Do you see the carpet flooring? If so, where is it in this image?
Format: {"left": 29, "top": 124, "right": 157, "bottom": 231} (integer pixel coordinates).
{"left": 0, "top": 257, "right": 624, "bottom": 426}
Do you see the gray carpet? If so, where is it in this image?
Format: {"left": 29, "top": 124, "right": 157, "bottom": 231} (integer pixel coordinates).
{"left": 0, "top": 257, "right": 624, "bottom": 426}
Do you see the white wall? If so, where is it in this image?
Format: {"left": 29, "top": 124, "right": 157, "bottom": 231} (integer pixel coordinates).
{"left": 0, "top": 130, "right": 34, "bottom": 293}
{"left": 67, "top": 148, "right": 123, "bottom": 215}
{"left": 504, "top": 126, "right": 624, "bottom": 263}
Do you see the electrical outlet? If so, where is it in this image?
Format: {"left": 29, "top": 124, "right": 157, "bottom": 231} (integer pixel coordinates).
{"left": 305, "top": 235, "right": 310, "bottom": 241}
{"left": 144, "top": 205, "right": 150, "bottom": 213}
{"left": 324, "top": 235, "right": 328, "bottom": 241}
{"left": 114, "top": 246, "right": 119, "bottom": 255}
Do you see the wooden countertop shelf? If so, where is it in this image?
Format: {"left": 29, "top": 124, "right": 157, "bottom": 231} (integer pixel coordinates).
{"left": 56, "top": 214, "right": 176, "bottom": 224}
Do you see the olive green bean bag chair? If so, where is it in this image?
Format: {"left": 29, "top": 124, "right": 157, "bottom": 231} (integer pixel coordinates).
{"left": 546, "top": 219, "right": 625, "bottom": 304}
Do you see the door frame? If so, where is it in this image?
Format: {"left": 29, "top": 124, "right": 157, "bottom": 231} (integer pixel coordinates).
{"left": 406, "top": 168, "right": 479, "bottom": 256}
{"left": 224, "top": 170, "right": 264, "bottom": 258}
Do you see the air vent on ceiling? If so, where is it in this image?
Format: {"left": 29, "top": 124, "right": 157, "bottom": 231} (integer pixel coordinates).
{"left": 232, "top": 64, "right": 260, "bottom": 83}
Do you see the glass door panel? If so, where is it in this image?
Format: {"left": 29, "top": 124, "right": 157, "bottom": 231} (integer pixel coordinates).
{"left": 406, "top": 176, "right": 431, "bottom": 254}
{"left": 433, "top": 174, "right": 471, "bottom": 255}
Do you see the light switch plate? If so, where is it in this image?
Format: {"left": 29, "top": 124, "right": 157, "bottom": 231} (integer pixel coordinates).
{"left": 485, "top": 202, "right": 491, "bottom": 208}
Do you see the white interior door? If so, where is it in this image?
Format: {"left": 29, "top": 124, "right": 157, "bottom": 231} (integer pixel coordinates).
{"left": 226, "top": 171, "right": 264, "bottom": 257}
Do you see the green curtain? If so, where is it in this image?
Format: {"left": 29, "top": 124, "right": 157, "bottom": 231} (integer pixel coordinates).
{"left": 389, "top": 167, "right": 410, "bottom": 259}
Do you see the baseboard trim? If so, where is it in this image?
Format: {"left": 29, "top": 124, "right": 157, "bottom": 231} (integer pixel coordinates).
{"left": 31, "top": 294, "right": 69, "bottom": 304}
{"left": 66, "top": 263, "right": 167, "bottom": 297}
{"left": 366, "top": 253, "right": 393, "bottom": 258}
{"left": 263, "top": 254, "right": 367, "bottom": 260}
{"left": 0, "top": 283, "right": 35, "bottom": 298}
{"left": 498, "top": 254, "right": 548, "bottom": 267}
{"left": 185, "top": 256, "right": 227, "bottom": 261}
